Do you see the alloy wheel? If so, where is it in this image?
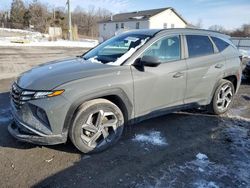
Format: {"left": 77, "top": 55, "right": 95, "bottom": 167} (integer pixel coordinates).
{"left": 80, "top": 109, "right": 119, "bottom": 148}
{"left": 216, "top": 84, "right": 233, "bottom": 111}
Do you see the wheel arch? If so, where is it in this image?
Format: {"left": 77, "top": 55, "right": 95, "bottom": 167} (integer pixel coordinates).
{"left": 223, "top": 75, "right": 238, "bottom": 92}
{"left": 208, "top": 75, "right": 238, "bottom": 105}
{"left": 62, "top": 88, "right": 133, "bottom": 135}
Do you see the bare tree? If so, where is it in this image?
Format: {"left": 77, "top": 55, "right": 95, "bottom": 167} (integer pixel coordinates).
{"left": 28, "top": 0, "right": 50, "bottom": 32}
{"left": 208, "top": 25, "right": 226, "bottom": 32}
{"left": 194, "top": 19, "right": 203, "bottom": 29}
{"left": 72, "top": 6, "right": 110, "bottom": 37}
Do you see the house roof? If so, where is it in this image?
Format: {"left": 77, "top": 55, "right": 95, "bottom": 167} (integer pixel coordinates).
{"left": 99, "top": 7, "right": 188, "bottom": 24}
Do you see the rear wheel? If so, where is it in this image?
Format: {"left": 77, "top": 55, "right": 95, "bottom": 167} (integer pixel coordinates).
{"left": 69, "top": 99, "right": 124, "bottom": 153}
{"left": 209, "top": 79, "right": 235, "bottom": 115}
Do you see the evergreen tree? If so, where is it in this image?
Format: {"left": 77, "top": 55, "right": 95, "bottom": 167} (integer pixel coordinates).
{"left": 10, "top": 0, "right": 26, "bottom": 29}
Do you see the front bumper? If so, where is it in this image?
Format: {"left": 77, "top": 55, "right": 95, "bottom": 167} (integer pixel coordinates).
{"left": 8, "top": 120, "right": 67, "bottom": 145}
{"left": 8, "top": 97, "right": 69, "bottom": 145}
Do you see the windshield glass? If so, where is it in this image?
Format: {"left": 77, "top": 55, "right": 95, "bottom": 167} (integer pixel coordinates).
{"left": 83, "top": 33, "right": 151, "bottom": 66}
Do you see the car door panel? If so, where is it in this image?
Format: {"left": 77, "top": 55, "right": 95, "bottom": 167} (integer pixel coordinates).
{"left": 184, "top": 35, "right": 225, "bottom": 104}
{"left": 131, "top": 59, "right": 187, "bottom": 116}
{"left": 130, "top": 35, "right": 187, "bottom": 117}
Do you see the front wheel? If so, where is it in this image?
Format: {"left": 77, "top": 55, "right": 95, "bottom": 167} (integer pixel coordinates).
{"left": 69, "top": 99, "right": 124, "bottom": 153}
{"left": 209, "top": 79, "right": 235, "bottom": 115}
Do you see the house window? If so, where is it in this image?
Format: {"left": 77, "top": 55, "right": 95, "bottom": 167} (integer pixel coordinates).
{"left": 103, "top": 24, "right": 106, "bottom": 31}
{"left": 116, "top": 23, "right": 119, "bottom": 30}
{"left": 163, "top": 23, "right": 167, "bottom": 29}
{"left": 136, "top": 22, "right": 140, "bottom": 29}
{"left": 121, "top": 23, "right": 124, "bottom": 29}
{"left": 171, "top": 24, "right": 175, "bottom": 28}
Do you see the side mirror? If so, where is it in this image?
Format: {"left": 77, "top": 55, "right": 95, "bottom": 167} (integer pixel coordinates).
{"left": 140, "top": 56, "right": 161, "bottom": 67}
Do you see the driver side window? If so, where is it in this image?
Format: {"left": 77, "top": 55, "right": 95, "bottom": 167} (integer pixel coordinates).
{"left": 143, "top": 36, "right": 181, "bottom": 63}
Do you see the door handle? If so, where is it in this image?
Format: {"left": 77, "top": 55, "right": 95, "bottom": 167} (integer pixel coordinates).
{"left": 215, "top": 64, "right": 224, "bottom": 69}
{"left": 173, "top": 72, "right": 184, "bottom": 78}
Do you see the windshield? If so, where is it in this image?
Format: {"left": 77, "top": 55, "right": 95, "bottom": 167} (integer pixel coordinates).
{"left": 83, "top": 33, "right": 151, "bottom": 66}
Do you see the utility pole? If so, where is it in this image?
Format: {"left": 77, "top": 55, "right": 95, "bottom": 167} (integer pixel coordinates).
{"left": 67, "top": 0, "right": 72, "bottom": 40}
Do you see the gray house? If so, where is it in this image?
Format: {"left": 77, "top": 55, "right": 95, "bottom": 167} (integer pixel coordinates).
{"left": 98, "top": 7, "right": 188, "bottom": 40}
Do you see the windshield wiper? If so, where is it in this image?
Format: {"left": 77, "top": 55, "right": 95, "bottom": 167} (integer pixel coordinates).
{"left": 76, "top": 55, "right": 87, "bottom": 60}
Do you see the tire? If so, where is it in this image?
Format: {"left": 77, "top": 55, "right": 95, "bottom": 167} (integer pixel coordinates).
{"left": 209, "top": 79, "right": 235, "bottom": 115}
{"left": 69, "top": 99, "right": 124, "bottom": 153}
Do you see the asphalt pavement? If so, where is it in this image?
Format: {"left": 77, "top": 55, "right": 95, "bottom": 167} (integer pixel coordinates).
{"left": 0, "top": 47, "right": 249, "bottom": 188}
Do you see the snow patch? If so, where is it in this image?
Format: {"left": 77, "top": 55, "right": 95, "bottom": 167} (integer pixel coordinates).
{"left": 194, "top": 180, "right": 219, "bottom": 188}
{"left": 239, "top": 49, "right": 250, "bottom": 58}
{"left": 0, "top": 39, "right": 98, "bottom": 48}
{"left": 137, "top": 153, "right": 228, "bottom": 187}
{"left": 107, "top": 37, "right": 150, "bottom": 66}
{"left": 196, "top": 153, "right": 208, "bottom": 161}
{"left": 87, "top": 56, "right": 103, "bottom": 64}
{"left": 136, "top": 115, "right": 250, "bottom": 187}
{"left": 0, "top": 28, "right": 98, "bottom": 48}
{"left": 133, "top": 131, "right": 168, "bottom": 146}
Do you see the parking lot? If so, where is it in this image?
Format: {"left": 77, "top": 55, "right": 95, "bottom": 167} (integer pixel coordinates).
{"left": 0, "top": 47, "right": 249, "bottom": 188}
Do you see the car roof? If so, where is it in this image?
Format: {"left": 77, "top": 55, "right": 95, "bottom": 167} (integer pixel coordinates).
{"left": 157, "top": 28, "right": 230, "bottom": 38}
{"left": 122, "top": 28, "right": 230, "bottom": 39}
{"left": 121, "top": 29, "right": 162, "bottom": 36}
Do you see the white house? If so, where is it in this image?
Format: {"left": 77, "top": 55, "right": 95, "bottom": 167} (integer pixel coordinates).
{"left": 98, "top": 7, "right": 188, "bottom": 40}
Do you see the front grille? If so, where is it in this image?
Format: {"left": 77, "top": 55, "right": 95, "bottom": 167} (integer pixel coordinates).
{"left": 11, "top": 83, "right": 34, "bottom": 109}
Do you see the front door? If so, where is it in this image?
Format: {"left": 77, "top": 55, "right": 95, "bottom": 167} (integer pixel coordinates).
{"left": 131, "top": 35, "right": 187, "bottom": 117}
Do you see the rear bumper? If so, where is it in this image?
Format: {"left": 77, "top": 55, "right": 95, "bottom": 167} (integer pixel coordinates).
{"left": 8, "top": 120, "right": 67, "bottom": 145}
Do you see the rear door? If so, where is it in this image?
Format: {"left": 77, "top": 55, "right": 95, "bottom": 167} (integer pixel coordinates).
{"left": 184, "top": 35, "right": 225, "bottom": 104}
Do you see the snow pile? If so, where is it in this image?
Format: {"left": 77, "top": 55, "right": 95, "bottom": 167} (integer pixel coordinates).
{"left": 0, "top": 27, "right": 41, "bottom": 34}
{"left": 0, "top": 39, "right": 98, "bottom": 48}
{"left": 132, "top": 131, "right": 168, "bottom": 146}
{"left": 0, "top": 28, "right": 98, "bottom": 48}
{"left": 0, "top": 27, "right": 44, "bottom": 42}
{"left": 239, "top": 49, "right": 250, "bottom": 58}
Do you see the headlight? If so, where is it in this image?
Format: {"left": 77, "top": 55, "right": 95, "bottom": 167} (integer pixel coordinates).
{"left": 20, "top": 90, "right": 65, "bottom": 100}
{"left": 33, "top": 90, "right": 65, "bottom": 99}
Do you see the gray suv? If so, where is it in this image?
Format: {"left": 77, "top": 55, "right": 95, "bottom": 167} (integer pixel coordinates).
{"left": 9, "top": 29, "right": 241, "bottom": 153}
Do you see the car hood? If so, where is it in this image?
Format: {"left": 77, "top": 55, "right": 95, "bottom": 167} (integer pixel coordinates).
{"left": 17, "top": 58, "right": 117, "bottom": 90}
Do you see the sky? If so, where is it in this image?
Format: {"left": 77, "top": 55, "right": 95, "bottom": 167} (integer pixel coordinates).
{"left": 1, "top": 0, "right": 250, "bottom": 30}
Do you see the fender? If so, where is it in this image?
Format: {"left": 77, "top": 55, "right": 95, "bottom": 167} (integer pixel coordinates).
{"left": 208, "top": 74, "right": 238, "bottom": 105}
{"left": 62, "top": 88, "right": 133, "bottom": 134}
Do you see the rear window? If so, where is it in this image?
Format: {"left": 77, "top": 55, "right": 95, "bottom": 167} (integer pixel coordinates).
{"left": 211, "top": 37, "right": 230, "bottom": 52}
{"left": 186, "top": 35, "right": 214, "bottom": 58}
